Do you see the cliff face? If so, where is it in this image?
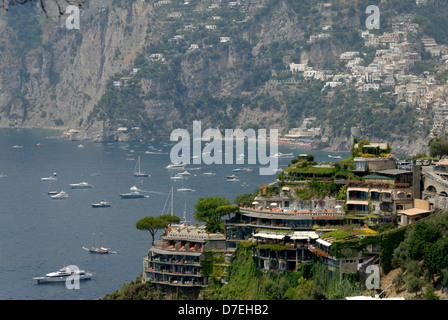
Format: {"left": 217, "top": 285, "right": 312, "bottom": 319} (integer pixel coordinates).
{"left": 0, "top": 0, "right": 431, "bottom": 154}
{"left": 0, "top": 0, "right": 344, "bottom": 131}
{"left": 0, "top": 0, "right": 149, "bottom": 130}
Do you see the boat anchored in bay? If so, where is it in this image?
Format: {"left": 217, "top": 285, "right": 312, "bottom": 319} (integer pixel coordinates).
{"left": 91, "top": 201, "right": 111, "bottom": 208}
{"left": 120, "top": 191, "right": 147, "bottom": 199}
{"left": 33, "top": 266, "right": 93, "bottom": 284}
{"left": 83, "top": 232, "right": 115, "bottom": 254}
{"left": 69, "top": 182, "right": 92, "bottom": 189}
{"left": 134, "top": 155, "right": 150, "bottom": 177}
{"left": 50, "top": 191, "right": 68, "bottom": 200}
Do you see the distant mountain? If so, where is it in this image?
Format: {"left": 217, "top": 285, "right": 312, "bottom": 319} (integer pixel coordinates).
{"left": 1, "top": 0, "right": 447, "bottom": 154}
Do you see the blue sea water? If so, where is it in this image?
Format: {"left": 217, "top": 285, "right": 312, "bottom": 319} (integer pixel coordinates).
{"left": 0, "top": 129, "right": 349, "bottom": 300}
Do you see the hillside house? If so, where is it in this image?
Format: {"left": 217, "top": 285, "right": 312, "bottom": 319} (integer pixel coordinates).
{"left": 143, "top": 225, "right": 229, "bottom": 288}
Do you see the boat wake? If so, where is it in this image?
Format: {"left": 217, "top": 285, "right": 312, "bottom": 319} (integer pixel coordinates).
{"left": 129, "top": 186, "right": 168, "bottom": 195}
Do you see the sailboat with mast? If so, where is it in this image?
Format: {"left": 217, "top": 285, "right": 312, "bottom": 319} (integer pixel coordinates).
{"left": 177, "top": 178, "right": 195, "bottom": 192}
{"left": 162, "top": 186, "right": 175, "bottom": 216}
{"left": 133, "top": 155, "right": 149, "bottom": 177}
{"left": 164, "top": 187, "right": 190, "bottom": 226}
{"left": 83, "top": 232, "right": 114, "bottom": 254}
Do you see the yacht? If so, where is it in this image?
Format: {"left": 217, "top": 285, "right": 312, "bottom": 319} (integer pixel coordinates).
{"left": 91, "top": 201, "right": 111, "bottom": 208}
{"left": 40, "top": 176, "right": 57, "bottom": 181}
{"left": 227, "top": 175, "right": 240, "bottom": 182}
{"left": 165, "top": 163, "right": 186, "bottom": 169}
{"left": 133, "top": 155, "right": 149, "bottom": 177}
{"left": 33, "top": 266, "right": 93, "bottom": 284}
{"left": 273, "top": 152, "right": 294, "bottom": 158}
{"left": 50, "top": 191, "right": 68, "bottom": 199}
{"left": 177, "top": 180, "right": 195, "bottom": 192}
{"left": 177, "top": 187, "right": 195, "bottom": 192}
{"left": 120, "top": 191, "right": 146, "bottom": 199}
{"left": 328, "top": 155, "right": 342, "bottom": 159}
{"left": 69, "top": 182, "right": 92, "bottom": 189}
{"left": 83, "top": 233, "right": 111, "bottom": 254}
{"left": 233, "top": 168, "right": 253, "bottom": 172}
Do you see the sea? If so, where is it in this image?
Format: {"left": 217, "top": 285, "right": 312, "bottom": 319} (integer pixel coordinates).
{"left": 0, "top": 129, "right": 350, "bottom": 300}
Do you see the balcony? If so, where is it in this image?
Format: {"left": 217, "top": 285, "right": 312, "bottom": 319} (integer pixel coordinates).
{"left": 149, "top": 257, "right": 201, "bottom": 266}
{"left": 348, "top": 196, "right": 368, "bottom": 201}
{"left": 152, "top": 241, "right": 203, "bottom": 253}
{"left": 145, "top": 268, "right": 203, "bottom": 277}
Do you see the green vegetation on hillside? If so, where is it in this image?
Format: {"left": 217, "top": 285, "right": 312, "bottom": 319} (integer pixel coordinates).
{"left": 204, "top": 245, "right": 364, "bottom": 300}
{"left": 82, "top": 0, "right": 444, "bottom": 142}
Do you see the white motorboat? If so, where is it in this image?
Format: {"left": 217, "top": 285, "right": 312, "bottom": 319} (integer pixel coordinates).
{"left": 91, "top": 201, "right": 111, "bottom": 208}
{"left": 33, "top": 266, "right": 93, "bottom": 283}
{"left": 233, "top": 168, "right": 253, "bottom": 172}
{"left": 133, "top": 155, "right": 149, "bottom": 177}
{"left": 120, "top": 191, "right": 147, "bottom": 199}
{"left": 166, "top": 163, "right": 186, "bottom": 169}
{"left": 227, "top": 175, "right": 239, "bottom": 182}
{"left": 170, "top": 175, "right": 184, "bottom": 180}
{"left": 69, "top": 182, "right": 92, "bottom": 189}
{"left": 51, "top": 191, "right": 68, "bottom": 199}
{"left": 177, "top": 170, "right": 191, "bottom": 176}
{"left": 273, "top": 152, "right": 294, "bottom": 158}
{"left": 40, "top": 176, "right": 57, "bottom": 181}
{"left": 203, "top": 171, "right": 215, "bottom": 175}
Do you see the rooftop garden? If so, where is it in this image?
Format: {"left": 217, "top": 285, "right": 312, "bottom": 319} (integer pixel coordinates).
{"left": 320, "top": 226, "right": 377, "bottom": 241}
{"left": 351, "top": 138, "right": 392, "bottom": 158}
{"left": 278, "top": 154, "right": 354, "bottom": 182}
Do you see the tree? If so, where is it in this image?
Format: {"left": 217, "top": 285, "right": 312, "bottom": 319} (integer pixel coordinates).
{"left": 296, "top": 277, "right": 314, "bottom": 300}
{"left": 429, "top": 137, "right": 448, "bottom": 158}
{"left": 216, "top": 205, "right": 239, "bottom": 220}
{"left": 136, "top": 214, "right": 180, "bottom": 244}
{"left": 1, "top": 0, "right": 85, "bottom": 14}
{"left": 407, "top": 222, "right": 441, "bottom": 260}
{"left": 234, "top": 193, "right": 255, "bottom": 207}
{"left": 406, "top": 274, "right": 424, "bottom": 296}
{"left": 423, "top": 284, "right": 439, "bottom": 300}
{"left": 193, "top": 196, "right": 232, "bottom": 233}
{"left": 393, "top": 271, "right": 405, "bottom": 293}
{"left": 424, "top": 237, "right": 448, "bottom": 277}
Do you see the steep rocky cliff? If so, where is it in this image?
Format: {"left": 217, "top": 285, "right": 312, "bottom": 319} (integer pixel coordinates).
{"left": 0, "top": 0, "right": 435, "bottom": 154}
{"left": 0, "top": 0, "right": 149, "bottom": 130}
